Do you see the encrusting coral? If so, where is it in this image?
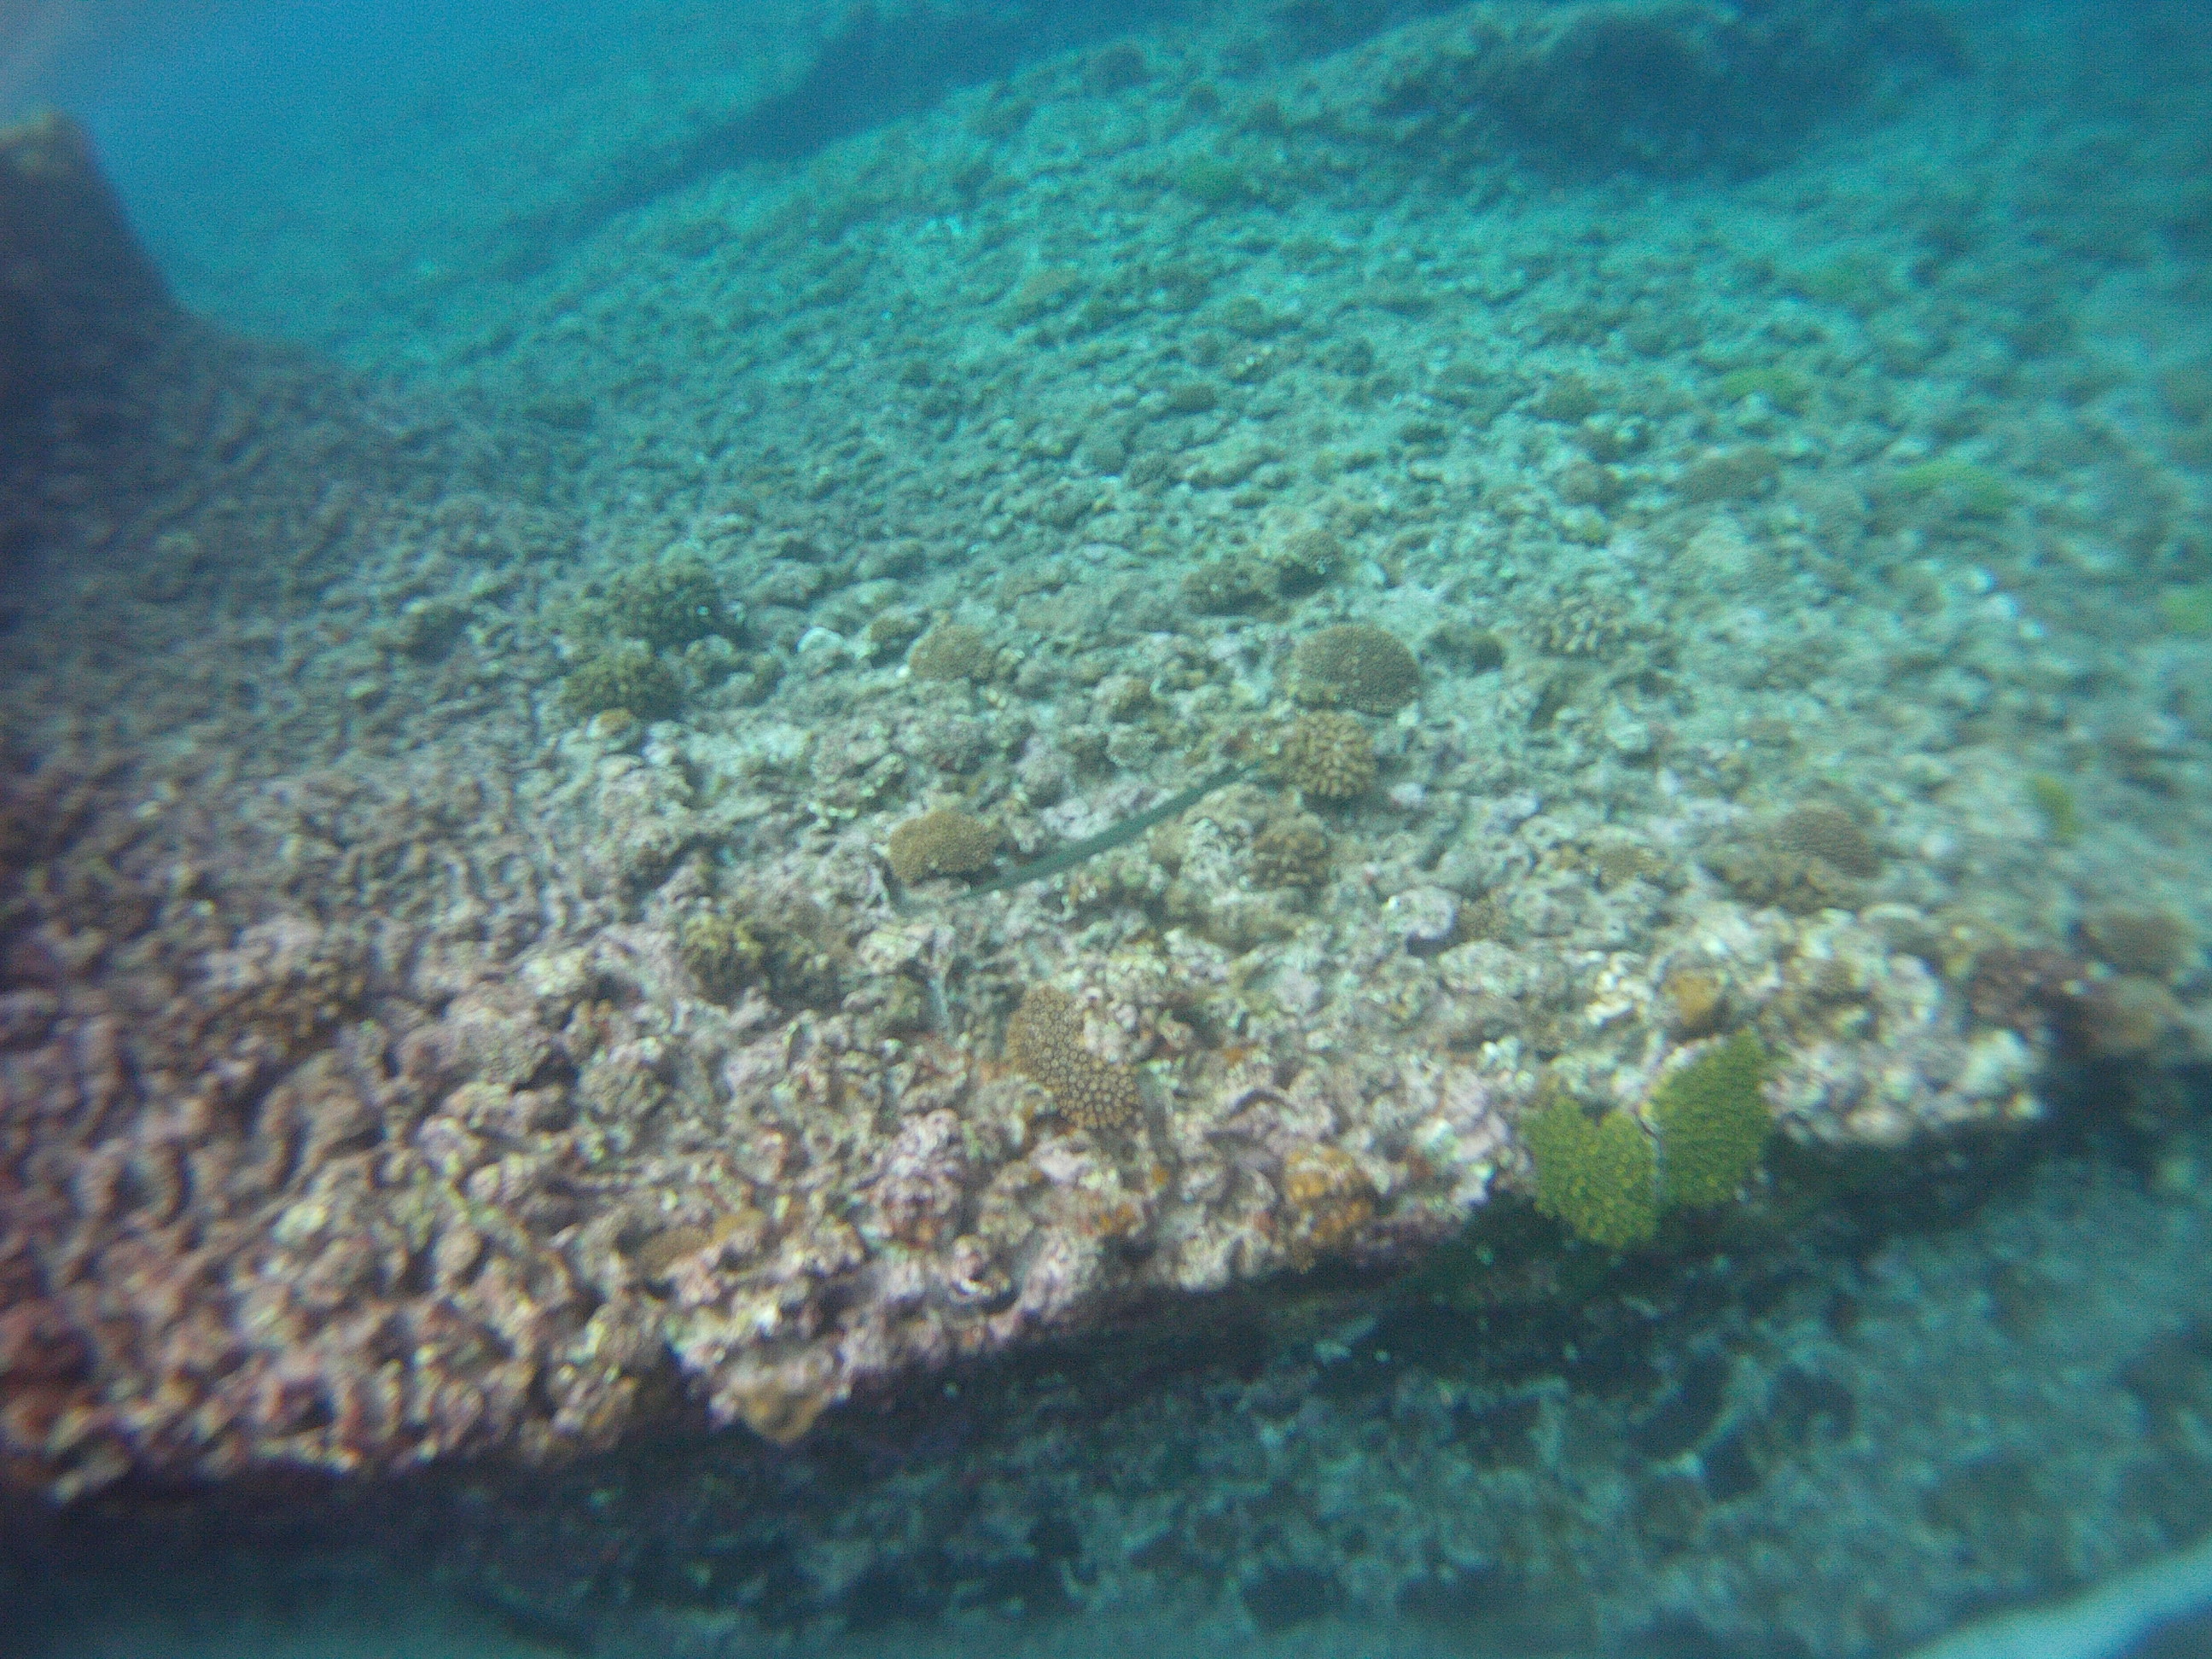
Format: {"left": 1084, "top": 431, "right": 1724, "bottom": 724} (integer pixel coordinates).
{"left": 1004, "top": 985, "right": 1144, "bottom": 1132}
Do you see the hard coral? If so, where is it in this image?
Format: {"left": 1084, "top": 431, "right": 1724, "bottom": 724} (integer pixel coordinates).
{"left": 677, "top": 908, "right": 765, "bottom": 1003}
{"left": 600, "top": 555, "right": 733, "bottom": 649}
{"left": 1525, "top": 1030, "right": 1771, "bottom": 1246}
{"left": 1650, "top": 1030, "right": 1771, "bottom": 1209}
{"left": 1272, "top": 710, "right": 1376, "bottom": 800}
{"left": 1290, "top": 623, "right": 1420, "bottom": 714}
{"left": 907, "top": 621, "right": 998, "bottom": 683}
{"left": 1004, "top": 985, "right": 1143, "bottom": 1132}
{"left": 1525, "top": 1097, "right": 1661, "bottom": 1249}
{"left": 2078, "top": 906, "right": 2195, "bottom": 981}
{"left": 1250, "top": 810, "right": 1332, "bottom": 888}
{"left": 1767, "top": 804, "right": 1882, "bottom": 879}
{"left": 886, "top": 808, "right": 999, "bottom": 886}
{"left": 561, "top": 642, "right": 683, "bottom": 723}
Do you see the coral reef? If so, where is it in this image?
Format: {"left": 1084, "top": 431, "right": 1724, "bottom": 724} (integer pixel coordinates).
{"left": 1003, "top": 985, "right": 1143, "bottom": 1132}
{"left": 1271, "top": 710, "right": 1376, "bottom": 800}
{"left": 560, "top": 642, "right": 683, "bottom": 721}
{"left": 1289, "top": 624, "right": 1421, "bottom": 715}
{"left": 2, "top": 3, "right": 2207, "bottom": 1506}
{"left": 885, "top": 807, "right": 999, "bottom": 885}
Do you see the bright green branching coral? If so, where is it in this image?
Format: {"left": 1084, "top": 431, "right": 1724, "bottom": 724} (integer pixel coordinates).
{"left": 1526, "top": 1097, "right": 1661, "bottom": 1249}
{"left": 1526, "top": 1031, "right": 1773, "bottom": 1248}
{"left": 1650, "top": 1029, "right": 1771, "bottom": 1208}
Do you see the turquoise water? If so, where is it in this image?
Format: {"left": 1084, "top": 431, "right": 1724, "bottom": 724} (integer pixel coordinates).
{"left": 3, "top": 3, "right": 2211, "bottom": 1655}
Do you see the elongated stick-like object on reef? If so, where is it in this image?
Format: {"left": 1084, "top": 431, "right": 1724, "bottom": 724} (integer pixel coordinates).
{"left": 960, "top": 762, "right": 1252, "bottom": 899}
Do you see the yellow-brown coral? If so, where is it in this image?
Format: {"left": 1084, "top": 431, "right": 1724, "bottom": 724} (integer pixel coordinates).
{"left": 1290, "top": 623, "right": 1420, "bottom": 714}
{"left": 886, "top": 809, "right": 999, "bottom": 885}
{"left": 907, "top": 622, "right": 996, "bottom": 683}
{"left": 1273, "top": 711, "right": 1376, "bottom": 800}
{"left": 2078, "top": 906, "right": 2195, "bottom": 981}
{"left": 1768, "top": 804, "right": 1882, "bottom": 878}
{"left": 1279, "top": 1144, "right": 1377, "bottom": 1268}
{"left": 1250, "top": 810, "right": 1333, "bottom": 888}
{"left": 1004, "top": 985, "right": 1142, "bottom": 1132}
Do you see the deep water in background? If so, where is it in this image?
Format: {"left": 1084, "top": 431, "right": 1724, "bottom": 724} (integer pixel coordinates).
{"left": 4, "top": 0, "right": 2212, "bottom": 1655}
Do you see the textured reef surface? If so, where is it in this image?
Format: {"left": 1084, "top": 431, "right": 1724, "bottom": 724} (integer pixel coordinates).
{"left": 1, "top": 12, "right": 2209, "bottom": 1624}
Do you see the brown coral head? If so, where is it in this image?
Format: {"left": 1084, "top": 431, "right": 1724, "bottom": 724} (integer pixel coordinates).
{"left": 2053, "top": 973, "right": 2182, "bottom": 1060}
{"left": 1004, "top": 985, "right": 1142, "bottom": 1132}
{"left": 1963, "top": 945, "right": 2080, "bottom": 1038}
{"left": 1290, "top": 623, "right": 1420, "bottom": 715}
{"left": 1272, "top": 710, "right": 1376, "bottom": 800}
{"left": 907, "top": 621, "right": 997, "bottom": 683}
{"left": 1767, "top": 804, "right": 1882, "bottom": 878}
{"left": 886, "top": 808, "right": 1000, "bottom": 886}
{"left": 1250, "top": 809, "right": 1333, "bottom": 888}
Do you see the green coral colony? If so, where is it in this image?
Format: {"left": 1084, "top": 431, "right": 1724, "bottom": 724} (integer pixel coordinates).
{"left": 1528, "top": 1031, "right": 1773, "bottom": 1248}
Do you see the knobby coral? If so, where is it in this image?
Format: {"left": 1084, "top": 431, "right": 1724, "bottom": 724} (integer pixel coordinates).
{"left": 1004, "top": 985, "right": 1143, "bottom": 1132}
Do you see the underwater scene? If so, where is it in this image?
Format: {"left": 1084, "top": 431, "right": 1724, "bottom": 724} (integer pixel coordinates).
{"left": 3, "top": 0, "right": 2211, "bottom": 1654}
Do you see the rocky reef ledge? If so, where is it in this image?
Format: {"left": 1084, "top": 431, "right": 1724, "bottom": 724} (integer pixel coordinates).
{"left": 3, "top": 0, "right": 2209, "bottom": 1511}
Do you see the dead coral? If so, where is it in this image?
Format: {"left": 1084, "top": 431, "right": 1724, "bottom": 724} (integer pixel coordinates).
{"left": 886, "top": 808, "right": 1000, "bottom": 886}
{"left": 907, "top": 621, "right": 998, "bottom": 683}
{"left": 1250, "top": 810, "right": 1333, "bottom": 888}
{"left": 1004, "top": 985, "right": 1143, "bottom": 1132}
{"left": 1272, "top": 710, "right": 1377, "bottom": 800}
{"left": 1290, "top": 623, "right": 1420, "bottom": 714}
